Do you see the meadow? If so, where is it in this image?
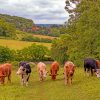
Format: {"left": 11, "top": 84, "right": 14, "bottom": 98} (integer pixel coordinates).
{"left": 0, "top": 39, "right": 51, "bottom": 50}
{"left": 0, "top": 65, "right": 100, "bottom": 100}
{"left": 32, "top": 34, "right": 57, "bottom": 40}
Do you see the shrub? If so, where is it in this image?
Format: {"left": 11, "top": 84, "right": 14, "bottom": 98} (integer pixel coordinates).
{"left": 14, "top": 44, "right": 49, "bottom": 61}
{"left": 0, "top": 46, "right": 14, "bottom": 62}
{"left": 21, "top": 35, "right": 52, "bottom": 43}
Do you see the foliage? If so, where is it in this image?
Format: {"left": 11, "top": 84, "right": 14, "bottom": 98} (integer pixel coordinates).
{"left": 51, "top": 35, "right": 69, "bottom": 64}
{"left": 0, "top": 19, "right": 16, "bottom": 38}
{"left": 14, "top": 44, "right": 49, "bottom": 61}
{"left": 0, "top": 14, "right": 34, "bottom": 32}
{"left": 0, "top": 46, "right": 14, "bottom": 62}
{"left": 48, "top": 28, "right": 60, "bottom": 37}
{"left": 21, "top": 35, "right": 52, "bottom": 43}
{"left": 52, "top": 0, "right": 100, "bottom": 66}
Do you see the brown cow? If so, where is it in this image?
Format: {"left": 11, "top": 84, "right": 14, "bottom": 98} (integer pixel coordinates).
{"left": 50, "top": 61, "right": 59, "bottom": 80}
{"left": 95, "top": 60, "right": 100, "bottom": 77}
{"left": 0, "top": 63, "right": 12, "bottom": 84}
{"left": 64, "top": 61, "right": 75, "bottom": 85}
{"left": 37, "top": 62, "right": 48, "bottom": 81}
{"left": 96, "top": 60, "right": 100, "bottom": 69}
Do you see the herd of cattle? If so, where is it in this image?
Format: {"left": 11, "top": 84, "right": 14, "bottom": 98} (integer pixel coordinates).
{"left": 0, "top": 58, "right": 100, "bottom": 86}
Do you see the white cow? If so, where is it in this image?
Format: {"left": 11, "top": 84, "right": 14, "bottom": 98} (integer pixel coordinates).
{"left": 37, "top": 62, "right": 48, "bottom": 81}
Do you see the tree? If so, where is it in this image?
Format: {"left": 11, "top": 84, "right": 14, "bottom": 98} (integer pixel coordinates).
{"left": 51, "top": 0, "right": 100, "bottom": 66}
{"left": 65, "top": 0, "right": 80, "bottom": 25}
{"left": 0, "top": 19, "right": 16, "bottom": 37}
{"left": 51, "top": 34, "right": 70, "bottom": 64}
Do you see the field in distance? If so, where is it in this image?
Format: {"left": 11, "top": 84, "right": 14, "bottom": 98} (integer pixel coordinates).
{"left": 0, "top": 39, "right": 51, "bottom": 50}
{"left": 32, "top": 34, "right": 57, "bottom": 40}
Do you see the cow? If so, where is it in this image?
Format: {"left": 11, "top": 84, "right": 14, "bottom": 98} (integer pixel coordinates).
{"left": 37, "top": 62, "right": 48, "bottom": 81}
{"left": 95, "top": 60, "right": 100, "bottom": 77}
{"left": 16, "top": 62, "right": 31, "bottom": 86}
{"left": 96, "top": 60, "right": 100, "bottom": 69}
{"left": 84, "top": 58, "right": 98, "bottom": 76}
{"left": 0, "top": 63, "right": 12, "bottom": 84}
{"left": 50, "top": 61, "right": 59, "bottom": 80}
{"left": 64, "top": 61, "right": 75, "bottom": 85}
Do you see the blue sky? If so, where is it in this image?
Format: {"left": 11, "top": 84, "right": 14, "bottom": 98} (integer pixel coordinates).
{"left": 0, "top": 0, "right": 69, "bottom": 24}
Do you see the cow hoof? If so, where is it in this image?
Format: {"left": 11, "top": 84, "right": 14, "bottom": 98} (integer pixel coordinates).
{"left": 26, "top": 82, "right": 28, "bottom": 86}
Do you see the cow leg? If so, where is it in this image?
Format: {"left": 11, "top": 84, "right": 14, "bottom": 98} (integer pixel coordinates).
{"left": 87, "top": 68, "right": 91, "bottom": 77}
{"left": 91, "top": 68, "right": 94, "bottom": 76}
{"left": 26, "top": 74, "right": 30, "bottom": 86}
{"left": 8, "top": 70, "right": 11, "bottom": 83}
{"left": 41, "top": 76, "right": 44, "bottom": 81}
{"left": 69, "top": 77, "right": 71, "bottom": 85}
{"left": 84, "top": 66, "right": 87, "bottom": 76}
{"left": 70, "top": 76, "right": 72, "bottom": 85}
{"left": 1, "top": 77, "right": 5, "bottom": 84}
{"left": 8, "top": 74, "right": 11, "bottom": 83}
{"left": 39, "top": 76, "right": 43, "bottom": 81}
{"left": 21, "top": 75, "right": 24, "bottom": 86}
{"left": 23, "top": 75, "right": 28, "bottom": 86}
{"left": 67, "top": 77, "right": 69, "bottom": 85}
{"left": 64, "top": 74, "right": 67, "bottom": 85}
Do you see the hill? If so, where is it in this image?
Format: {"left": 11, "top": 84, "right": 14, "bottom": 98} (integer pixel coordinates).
{"left": 0, "top": 13, "right": 34, "bottom": 32}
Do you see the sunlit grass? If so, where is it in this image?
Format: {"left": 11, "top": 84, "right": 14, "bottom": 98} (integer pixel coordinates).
{"left": 0, "top": 65, "right": 100, "bottom": 100}
{"left": 0, "top": 39, "right": 51, "bottom": 50}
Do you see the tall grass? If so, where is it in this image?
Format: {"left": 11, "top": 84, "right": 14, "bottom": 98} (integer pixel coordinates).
{"left": 0, "top": 66, "right": 100, "bottom": 100}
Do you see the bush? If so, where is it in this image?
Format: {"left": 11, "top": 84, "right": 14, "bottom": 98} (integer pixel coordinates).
{"left": 14, "top": 44, "right": 49, "bottom": 61}
{"left": 21, "top": 35, "right": 52, "bottom": 43}
{"left": 0, "top": 46, "right": 14, "bottom": 62}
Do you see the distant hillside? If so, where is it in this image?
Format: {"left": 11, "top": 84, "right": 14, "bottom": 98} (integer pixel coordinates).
{"left": 0, "top": 14, "right": 34, "bottom": 32}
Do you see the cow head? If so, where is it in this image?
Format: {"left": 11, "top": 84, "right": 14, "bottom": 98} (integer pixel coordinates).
{"left": 16, "top": 66, "right": 26, "bottom": 75}
{"left": 67, "top": 66, "right": 74, "bottom": 76}
{"left": 96, "top": 69, "right": 100, "bottom": 78}
{"left": 50, "top": 70, "right": 58, "bottom": 80}
{"left": 39, "top": 70, "right": 48, "bottom": 78}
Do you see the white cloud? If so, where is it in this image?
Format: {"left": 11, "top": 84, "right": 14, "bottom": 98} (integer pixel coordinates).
{"left": 0, "top": 0, "right": 69, "bottom": 24}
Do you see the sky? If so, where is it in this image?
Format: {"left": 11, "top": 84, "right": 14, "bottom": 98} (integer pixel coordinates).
{"left": 0, "top": 0, "right": 69, "bottom": 24}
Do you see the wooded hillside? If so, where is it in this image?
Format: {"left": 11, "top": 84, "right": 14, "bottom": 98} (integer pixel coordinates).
{"left": 0, "top": 14, "right": 34, "bottom": 32}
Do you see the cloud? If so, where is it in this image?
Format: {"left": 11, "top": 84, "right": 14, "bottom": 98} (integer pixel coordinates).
{"left": 0, "top": 0, "right": 69, "bottom": 24}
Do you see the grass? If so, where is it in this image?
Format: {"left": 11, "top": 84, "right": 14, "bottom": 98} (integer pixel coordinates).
{"left": 32, "top": 34, "right": 57, "bottom": 40}
{"left": 0, "top": 39, "right": 51, "bottom": 50}
{"left": 0, "top": 65, "right": 100, "bottom": 100}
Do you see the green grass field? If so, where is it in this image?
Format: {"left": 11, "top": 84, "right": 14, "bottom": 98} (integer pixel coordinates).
{"left": 0, "top": 65, "right": 100, "bottom": 100}
{"left": 0, "top": 39, "right": 51, "bottom": 50}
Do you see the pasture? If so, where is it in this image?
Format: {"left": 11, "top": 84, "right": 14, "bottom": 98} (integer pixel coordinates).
{"left": 0, "top": 65, "right": 100, "bottom": 100}
{"left": 32, "top": 34, "right": 57, "bottom": 40}
{"left": 0, "top": 39, "right": 51, "bottom": 50}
